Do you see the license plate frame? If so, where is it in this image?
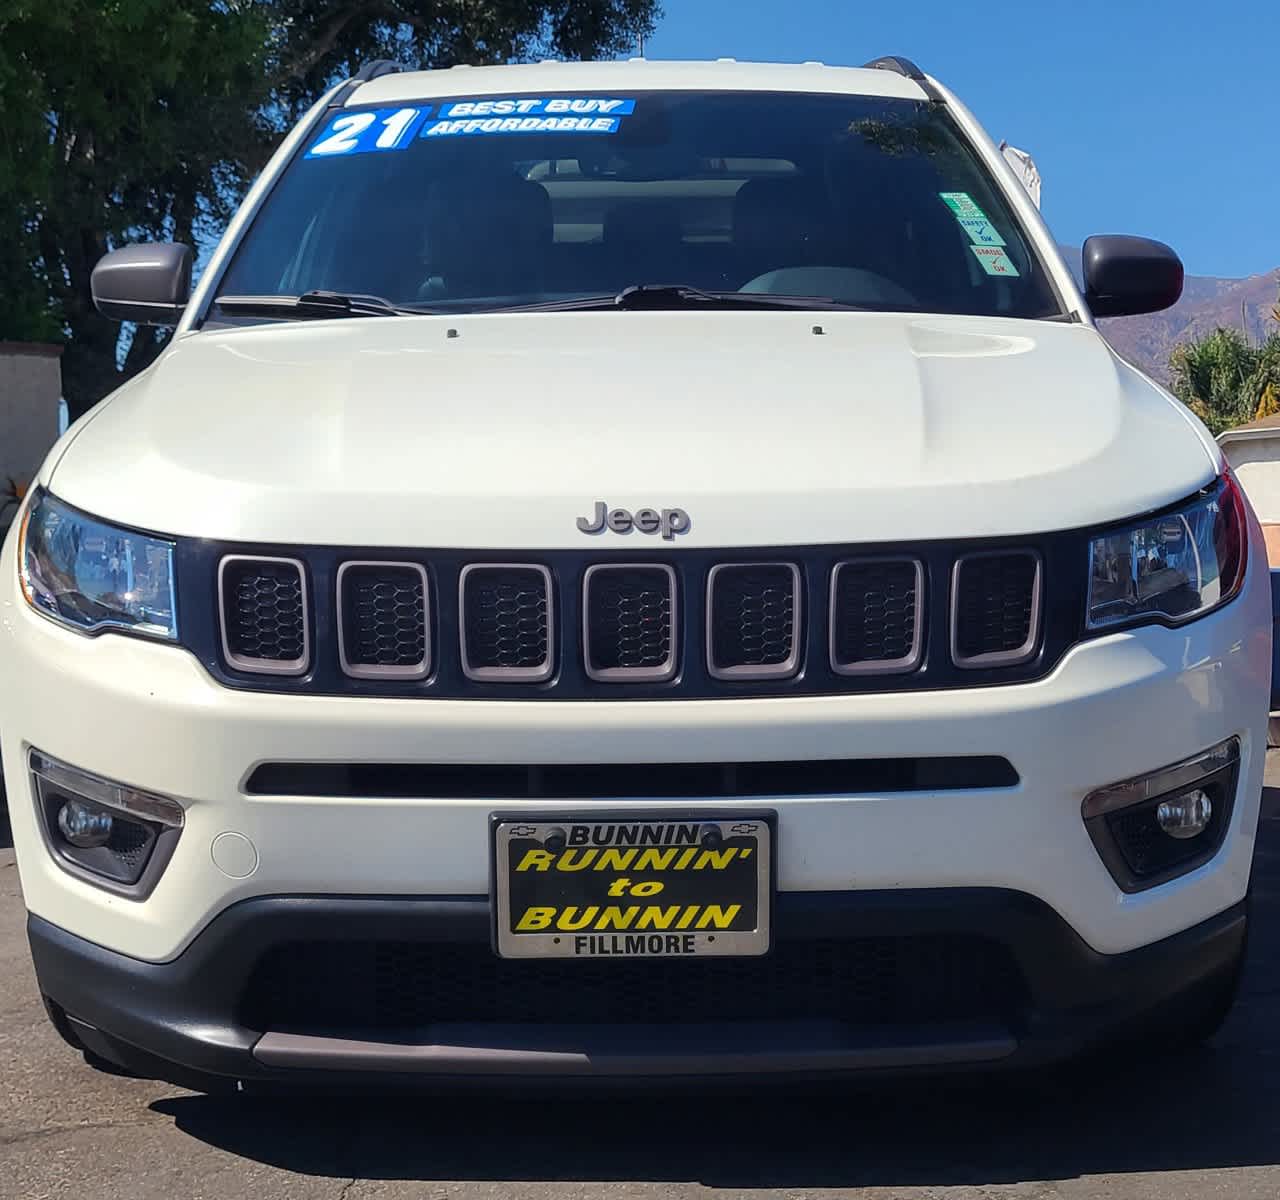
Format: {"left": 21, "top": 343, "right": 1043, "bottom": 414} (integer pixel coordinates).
{"left": 491, "top": 811, "right": 774, "bottom": 960}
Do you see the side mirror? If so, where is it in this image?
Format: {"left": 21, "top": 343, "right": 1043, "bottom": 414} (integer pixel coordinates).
{"left": 1082, "top": 235, "right": 1183, "bottom": 318}
{"left": 91, "top": 243, "right": 193, "bottom": 325}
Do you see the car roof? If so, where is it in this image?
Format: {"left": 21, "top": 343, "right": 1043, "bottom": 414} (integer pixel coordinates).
{"left": 347, "top": 59, "right": 932, "bottom": 107}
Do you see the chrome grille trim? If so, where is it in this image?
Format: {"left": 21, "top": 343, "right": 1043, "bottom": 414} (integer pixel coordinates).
{"left": 950, "top": 550, "right": 1043, "bottom": 669}
{"left": 217, "top": 555, "right": 310, "bottom": 677}
{"left": 829, "top": 557, "right": 924, "bottom": 676}
{"left": 458, "top": 563, "right": 554, "bottom": 683}
{"left": 583, "top": 563, "right": 678, "bottom": 682}
{"left": 706, "top": 562, "right": 801, "bottom": 681}
{"left": 336, "top": 561, "right": 431, "bottom": 681}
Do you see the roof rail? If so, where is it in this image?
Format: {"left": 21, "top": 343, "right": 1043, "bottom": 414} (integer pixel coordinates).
{"left": 329, "top": 59, "right": 410, "bottom": 108}
{"left": 862, "top": 55, "right": 924, "bottom": 80}
{"left": 862, "top": 55, "right": 943, "bottom": 101}
{"left": 352, "top": 59, "right": 408, "bottom": 82}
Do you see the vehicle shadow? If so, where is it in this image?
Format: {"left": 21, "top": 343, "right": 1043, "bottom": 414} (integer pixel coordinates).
{"left": 151, "top": 792, "right": 1280, "bottom": 1189}
{"left": 0, "top": 771, "right": 11, "bottom": 851}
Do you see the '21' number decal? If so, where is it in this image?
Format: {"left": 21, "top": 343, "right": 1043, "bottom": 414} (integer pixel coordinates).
{"left": 306, "top": 107, "right": 430, "bottom": 158}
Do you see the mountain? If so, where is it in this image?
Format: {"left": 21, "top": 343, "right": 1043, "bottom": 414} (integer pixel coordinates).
{"left": 1059, "top": 248, "right": 1279, "bottom": 385}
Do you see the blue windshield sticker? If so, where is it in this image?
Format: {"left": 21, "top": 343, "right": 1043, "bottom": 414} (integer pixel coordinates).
{"left": 306, "top": 107, "right": 432, "bottom": 158}
{"left": 436, "top": 97, "right": 635, "bottom": 118}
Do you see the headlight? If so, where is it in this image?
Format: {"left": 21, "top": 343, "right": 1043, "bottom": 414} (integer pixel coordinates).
{"left": 18, "top": 490, "right": 177, "bottom": 640}
{"left": 1087, "top": 471, "right": 1248, "bottom": 631}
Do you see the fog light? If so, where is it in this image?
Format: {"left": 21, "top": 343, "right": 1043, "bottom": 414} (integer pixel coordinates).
{"left": 1156, "top": 789, "right": 1213, "bottom": 839}
{"left": 1082, "top": 738, "right": 1239, "bottom": 892}
{"left": 29, "top": 749, "right": 184, "bottom": 897}
{"left": 56, "top": 800, "right": 114, "bottom": 848}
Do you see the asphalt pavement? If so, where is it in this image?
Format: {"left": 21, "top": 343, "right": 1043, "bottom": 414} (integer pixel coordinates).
{"left": 3, "top": 764, "right": 1280, "bottom": 1200}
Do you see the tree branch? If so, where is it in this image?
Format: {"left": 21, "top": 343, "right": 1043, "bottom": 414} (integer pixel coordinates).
{"left": 271, "top": 0, "right": 381, "bottom": 86}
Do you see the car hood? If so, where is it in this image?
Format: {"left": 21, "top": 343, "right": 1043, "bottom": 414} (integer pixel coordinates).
{"left": 49, "top": 312, "right": 1217, "bottom": 549}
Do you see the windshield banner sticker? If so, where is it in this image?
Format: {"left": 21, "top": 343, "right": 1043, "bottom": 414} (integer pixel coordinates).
{"left": 423, "top": 97, "right": 636, "bottom": 137}
{"left": 306, "top": 107, "right": 432, "bottom": 158}
{"left": 970, "top": 245, "right": 1021, "bottom": 277}
{"left": 939, "top": 191, "right": 1007, "bottom": 247}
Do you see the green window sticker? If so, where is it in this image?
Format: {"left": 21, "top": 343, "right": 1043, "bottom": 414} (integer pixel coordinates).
{"left": 940, "top": 191, "right": 985, "bottom": 219}
{"left": 970, "top": 245, "right": 1020, "bottom": 277}
{"left": 940, "top": 192, "right": 1007, "bottom": 247}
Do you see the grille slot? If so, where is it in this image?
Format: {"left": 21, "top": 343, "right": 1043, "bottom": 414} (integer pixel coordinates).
{"left": 583, "top": 564, "right": 677, "bottom": 681}
{"left": 951, "top": 551, "right": 1042, "bottom": 668}
{"left": 246, "top": 756, "right": 1020, "bottom": 798}
{"left": 241, "top": 934, "right": 1027, "bottom": 1034}
{"left": 830, "top": 558, "right": 923, "bottom": 675}
{"left": 337, "top": 562, "right": 430, "bottom": 680}
{"left": 707, "top": 563, "right": 800, "bottom": 679}
{"left": 218, "top": 556, "right": 309, "bottom": 675}
{"left": 459, "top": 564, "right": 554, "bottom": 682}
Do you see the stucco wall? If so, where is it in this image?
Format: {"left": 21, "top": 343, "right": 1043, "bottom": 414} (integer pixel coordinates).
{"left": 1223, "top": 436, "right": 1280, "bottom": 525}
{"left": 0, "top": 343, "right": 62, "bottom": 527}
{"left": 1221, "top": 434, "right": 1280, "bottom": 568}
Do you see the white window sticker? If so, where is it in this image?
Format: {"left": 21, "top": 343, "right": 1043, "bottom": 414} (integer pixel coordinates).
{"left": 306, "top": 107, "right": 431, "bottom": 158}
{"left": 423, "top": 97, "right": 636, "bottom": 137}
{"left": 940, "top": 191, "right": 986, "bottom": 219}
{"left": 940, "top": 192, "right": 1007, "bottom": 247}
{"left": 957, "top": 216, "right": 1006, "bottom": 247}
{"left": 970, "top": 245, "right": 1020, "bottom": 277}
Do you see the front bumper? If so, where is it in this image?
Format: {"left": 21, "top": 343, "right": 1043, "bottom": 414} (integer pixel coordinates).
{"left": 30, "top": 889, "right": 1248, "bottom": 1088}
{"left": 0, "top": 535, "right": 1270, "bottom": 963}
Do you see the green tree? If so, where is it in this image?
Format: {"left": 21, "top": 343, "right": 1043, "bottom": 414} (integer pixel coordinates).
{"left": 0, "top": 0, "right": 661, "bottom": 418}
{"left": 1169, "top": 325, "right": 1280, "bottom": 436}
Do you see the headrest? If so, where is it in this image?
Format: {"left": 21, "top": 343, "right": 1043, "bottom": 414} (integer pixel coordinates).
{"left": 425, "top": 174, "right": 552, "bottom": 269}
{"left": 604, "top": 202, "right": 683, "bottom": 249}
{"left": 733, "top": 177, "right": 832, "bottom": 259}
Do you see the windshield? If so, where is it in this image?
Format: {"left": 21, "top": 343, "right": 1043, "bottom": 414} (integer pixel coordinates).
{"left": 213, "top": 90, "right": 1064, "bottom": 320}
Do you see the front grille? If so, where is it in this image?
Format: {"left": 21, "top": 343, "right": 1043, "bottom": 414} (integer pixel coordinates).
{"left": 459, "top": 565, "right": 553, "bottom": 681}
{"left": 583, "top": 564, "right": 676, "bottom": 681}
{"left": 218, "top": 556, "right": 308, "bottom": 674}
{"left": 240, "top": 935, "right": 1027, "bottom": 1034}
{"left": 707, "top": 563, "right": 800, "bottom": 679}
{"left": 200, "top": 534, "right": 1083, "bottom": 697}
{"left": 951, "top": 552, "right": 1042, "bottom": 667}
{"left": 830, "top": 559, "right": 922, "bottom": 675}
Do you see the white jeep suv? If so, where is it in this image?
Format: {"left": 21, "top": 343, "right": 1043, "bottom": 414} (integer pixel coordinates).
{"left": 0, "top": 57, "right": 1269, "bottom": 1090}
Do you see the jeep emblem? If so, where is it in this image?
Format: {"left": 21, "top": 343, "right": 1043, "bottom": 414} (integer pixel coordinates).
{"left": 576, "top": 501, "right": 691, "bottom": 540}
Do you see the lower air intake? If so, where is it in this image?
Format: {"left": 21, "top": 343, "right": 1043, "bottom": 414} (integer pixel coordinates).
{"left": 241, "top": 934, "right": 1027, "bottom": 1033}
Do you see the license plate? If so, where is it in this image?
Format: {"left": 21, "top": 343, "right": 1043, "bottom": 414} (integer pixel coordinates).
{"left": 493, "top": 814, "right": 773, "bottom": 959}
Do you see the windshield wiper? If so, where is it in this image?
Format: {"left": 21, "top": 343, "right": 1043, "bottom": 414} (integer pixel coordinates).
{"left": 490, "top": 285, "right": 871, "bottom": 314}
{"left": 214, "top": 291, "right": 418, "bottom": 319}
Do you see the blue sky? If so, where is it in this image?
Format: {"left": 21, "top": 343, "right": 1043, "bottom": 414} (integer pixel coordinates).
{"left": 645, "top": 0, "right": 1278, "bottom": 280}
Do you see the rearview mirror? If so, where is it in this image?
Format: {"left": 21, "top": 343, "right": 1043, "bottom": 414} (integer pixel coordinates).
{"left": 1082, "top": 235, "right": 1183, "bottom": 318}
{"left": 91, "top": 243, "right": 193, "bottom": 325}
